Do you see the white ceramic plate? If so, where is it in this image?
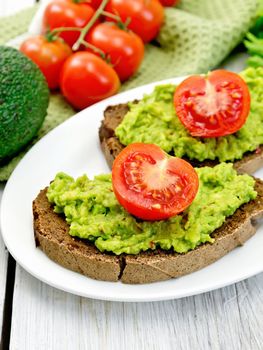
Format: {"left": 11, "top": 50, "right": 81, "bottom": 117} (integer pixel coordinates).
{"left": 1, "top": 77, "right": 263, "bottom": 302}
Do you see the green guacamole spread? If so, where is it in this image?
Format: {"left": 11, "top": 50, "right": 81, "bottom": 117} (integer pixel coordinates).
{"left": 47, "top": 163, "right": 257, "bottom": 255}
{"left": 115, "top": 67, "right": 263, "bottom": 162}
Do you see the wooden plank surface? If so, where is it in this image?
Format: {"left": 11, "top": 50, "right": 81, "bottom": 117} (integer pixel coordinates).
{"left": 9, "top": 268, "right": 263, "bottom": 350}
{"left": 0, "top": 0, "right": 36, "bottom": 342}
{"left": 0, "top": 187, "right": 8, "bottom": 337}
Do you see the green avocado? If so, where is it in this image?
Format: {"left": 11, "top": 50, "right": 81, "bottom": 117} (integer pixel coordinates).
{"left": 47, "top": 163, "right": 257, "bottom": 255}
{"left": 115, "top": 67, "right": 263, "bottom": 163}
{"left": 0, "top": 46, "right": 49, "bottom": 164}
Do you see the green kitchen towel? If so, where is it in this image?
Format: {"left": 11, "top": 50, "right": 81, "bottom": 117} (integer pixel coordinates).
{"left": 0, "top": 0, "right": 258, "bottom": 181}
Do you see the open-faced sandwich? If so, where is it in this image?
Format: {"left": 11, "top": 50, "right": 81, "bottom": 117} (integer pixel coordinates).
{"left": 33, "top": 143, "right": 263, "bottom": 284}
{"left": 99, "top": 68, "right": 263, "bottom": 174}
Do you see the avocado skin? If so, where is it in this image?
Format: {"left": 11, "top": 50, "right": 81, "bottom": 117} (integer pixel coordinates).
{"left": 0, "top": 46, "right": 49, "bottom": 164}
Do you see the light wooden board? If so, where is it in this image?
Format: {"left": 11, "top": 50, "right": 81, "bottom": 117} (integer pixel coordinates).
{"left": 9, "top": 268, "right": 263, "bottom": 350}
{"left": 0, "top": 0, "right": 38, "bottom": 338}
{"left": 0, "top": 187, "right": 8, "bottom": 335}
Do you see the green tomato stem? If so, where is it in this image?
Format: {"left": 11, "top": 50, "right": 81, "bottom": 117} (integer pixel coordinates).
{"left": 72, "top": 0, "right": 88, "bottom": 3}
{"left": 80, "top": 40, "right": 107, "bottom": 59}
{"left": 72, "top": 0, "right": 110, "bottom": 51}
{"left": 101, "top": 10, "right": 121, "bottom": 22}
{"left": 101, "top": 11, "right": 130, "bottom": 31}
{"left": 51, "top": 27, "right": 82, "bottom": 35}
{"left": 46, "top": 27, "right": 82, "bottom": 42}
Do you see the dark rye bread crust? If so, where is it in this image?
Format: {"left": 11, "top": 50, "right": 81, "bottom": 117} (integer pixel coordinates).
{"left": 33, "top": 180, "right": 263, "bottom": 284}
{"left": 98, "top": 103, "right": 263, "bottom": 174}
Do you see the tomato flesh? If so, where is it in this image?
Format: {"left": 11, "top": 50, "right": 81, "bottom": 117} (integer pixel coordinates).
{"left": 112, "top": 143, "right": 199, "bottom": 221}
{"left": 173, "top": 70, "right": 251, "bottom": 138}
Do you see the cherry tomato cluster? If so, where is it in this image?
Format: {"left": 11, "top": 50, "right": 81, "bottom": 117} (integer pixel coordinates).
{"left": 20, "top": 0, "right": 180, "bottom": 110}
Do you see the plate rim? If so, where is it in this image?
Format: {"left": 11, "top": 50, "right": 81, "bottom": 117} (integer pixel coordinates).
{"left": 1, "top": 75, "right": 263, "bottom": 302}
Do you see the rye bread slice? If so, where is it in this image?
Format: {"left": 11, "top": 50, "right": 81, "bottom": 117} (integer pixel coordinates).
{"left": 99, "top": 103, "right": 263, "bottom": 174}
{"left": 33, "top": 189, "right": 121, "bottom": 282}
{"left": 33, "top": 179, "right": 263, "bottom": 284}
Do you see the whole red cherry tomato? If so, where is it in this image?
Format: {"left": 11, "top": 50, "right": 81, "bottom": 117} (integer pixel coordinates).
{"left": 112, "top": 143, "right": 199, "bottom": 221}
{"left": 173, "top": 70, "right": 251, "bottom": 138}
{"left": 60, "top": 52, "right": 120, "bottom": 110}
{"left": 43, "top": 0, "right": 95, "bottom": 47}
{"left": 159, "top": 0, "right": 180, "bottom": 6}
{"left": 20, "top": 35, "right": 72, "bottom": 90}
{"left": 105, "top": 0, "right": 164, "bottom": 43}
{"left": 86, "top": 23, "right": 144, "bottom": 81}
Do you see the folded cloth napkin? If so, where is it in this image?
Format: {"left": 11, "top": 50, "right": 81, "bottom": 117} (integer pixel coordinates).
{"left": 0, "top": 0, "right": 258, "bottom": 181}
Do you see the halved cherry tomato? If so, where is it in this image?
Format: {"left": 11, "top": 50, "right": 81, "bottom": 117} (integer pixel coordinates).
{"left": 112, "top": 143, "right": 199, "bottom": 221}
{"left": 173, "top": 70, "right": 251, "bottom": 138}
{"left": 85, "top": 23, "right": 144, "bottom": 81}
{"left": 42, "top": 0, "right": 95, "bottom": 47}
{"left": 105, "top": 0, "right": 164, "bottom": 43}
{"left": 60, "top": 52, "right": 120, "bottom": 110}
{"left": 20, "top": 35, "right": 72, "bottom": 90}
{"left": 159, "top": 0, "right": 180, "bottom": 6}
